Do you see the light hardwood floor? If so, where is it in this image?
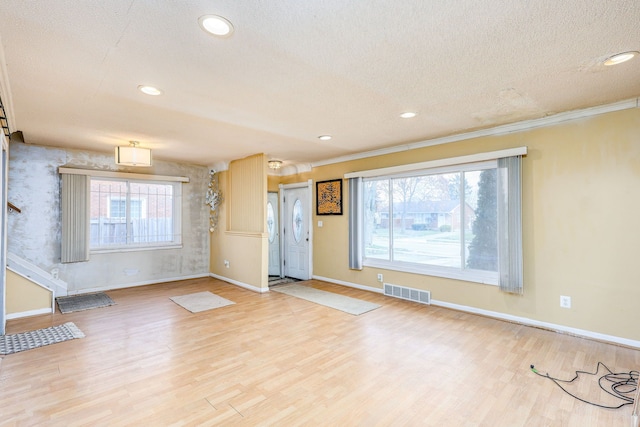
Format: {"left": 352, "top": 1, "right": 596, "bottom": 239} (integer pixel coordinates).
{"left": 1, "top": 278, "right": 638, "bottom": 426}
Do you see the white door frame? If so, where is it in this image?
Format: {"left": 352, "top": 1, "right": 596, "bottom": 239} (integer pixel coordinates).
{"left": 0, "top": 134, "right": 8, "bottom": 334}
{"left": 267, "top": 191, "right": 281, "bottom": 277}
{"left": 279, "top": 180, "right": 313, "bottom": 280}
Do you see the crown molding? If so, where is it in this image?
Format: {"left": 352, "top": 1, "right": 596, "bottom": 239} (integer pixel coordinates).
{"left": 312, "top": 98, "right": 639, "bottom": 168}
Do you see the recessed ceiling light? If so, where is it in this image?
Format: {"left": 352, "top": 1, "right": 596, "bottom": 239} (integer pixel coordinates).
{"left": 199, "top": 15, "right": 234, "bottom": 37}
{"left": 318, "top": 135, "right": 332, "bottom": 141}
{"left": 603, "top": 51, "right": 639, "bottom": 66}
{"left": 138, "top": 85, "right": 163, "bottom": 96}
{"left": 400, "top": 112, "right": 417, "bottom": 119}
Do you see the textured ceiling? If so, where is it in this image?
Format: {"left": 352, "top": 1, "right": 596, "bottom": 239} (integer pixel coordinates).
{"left": 0, "top": 1, "right": 638, "bottom": 168}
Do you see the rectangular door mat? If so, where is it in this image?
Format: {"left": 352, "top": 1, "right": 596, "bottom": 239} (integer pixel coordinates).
{"left": 272, "top": 284, "right": 380, "bottom": 315}
{"left": 0, "top": 322, "right": 84, "bottom": 355}
{"left": 56, "top": 292, "right": 116, "bottom": 314}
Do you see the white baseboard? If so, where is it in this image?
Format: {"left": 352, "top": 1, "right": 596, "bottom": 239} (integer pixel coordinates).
{"left": 313, "top": 275, "right": 640, "bottom": 349}
{"left": 313, "top": 275, "right": 384, "bottom": 294}
{"left": 432, "top": 299, "right": 640, "bottom": 349}
{"left": 209, "top": 273, "right": 269, "bottom": 293}
{"left": 66, "top": 273, "right": 211, "bottom": 295}
{"left": 6, "top": 307, "right": 52, "bottom": 320}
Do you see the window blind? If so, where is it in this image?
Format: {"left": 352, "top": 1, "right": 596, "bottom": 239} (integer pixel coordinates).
{"left": 497, "top": 155, "right": 523, "bottom": 294}
{"left": 61, "top": 173, "right": 90, "bottom": 263}
{"left": 348, "top": 177, "right": 363, "bottom": 270}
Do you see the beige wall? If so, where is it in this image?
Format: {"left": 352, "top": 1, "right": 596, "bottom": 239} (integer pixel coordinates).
{"left": 228, "top": 154, "right": 267, "bottom": 233}
{"left": 6, "top": 269, "right": 52, "bottom": 315}
{"left": 274, "top": 108, "right": 640, "bottom": 342}
{"left": 210, "top": 155, "right": 269, "bottom": 291}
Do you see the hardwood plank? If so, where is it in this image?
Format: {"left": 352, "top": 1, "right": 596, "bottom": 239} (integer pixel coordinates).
{"left": 0, "top": 277, "right": 637, "bottom": 426}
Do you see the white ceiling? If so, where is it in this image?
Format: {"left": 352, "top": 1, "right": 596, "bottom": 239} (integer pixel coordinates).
{"left": 0, "top": 1, "right": 638, "bottom": 168}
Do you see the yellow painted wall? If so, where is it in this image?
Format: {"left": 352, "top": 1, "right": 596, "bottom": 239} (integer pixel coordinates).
{"left": 210, "top": 156, "right": 269, "bottom": 291}
{"left": 228, "top": 154, "right": 267, "bottom": 233}
{"left": 6, "top": 269, "right": 52, "bottom": 314}
{"left": 275, "top": 108, "right": 640, "bottom": 342}
{"left": 267, "top": 175, "right": 280, "bottom": 192}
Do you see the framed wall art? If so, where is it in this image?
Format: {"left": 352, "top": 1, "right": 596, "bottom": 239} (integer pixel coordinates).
{"left": 316, "top": 179, "right": 342, "bottom": 215}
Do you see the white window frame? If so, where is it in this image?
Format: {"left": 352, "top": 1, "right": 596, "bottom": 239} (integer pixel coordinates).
{"left": 346, "top": 147, "right": 526, "bottom": 287}
{"left": 59, "top": 167, "right": 188, "bottom": 254}
{"left": 363, "top": 160, "right": 499, "bottom": 285}
{"left": 90, "top": 178, "right": 181, "bottom": 252}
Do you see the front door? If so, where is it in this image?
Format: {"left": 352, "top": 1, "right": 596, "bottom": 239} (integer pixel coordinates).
{"left": 282, "top": 183, "right": 311, "bottom": 280}
{"left": 267, "top": 192, "right": 280, "bottom": 277}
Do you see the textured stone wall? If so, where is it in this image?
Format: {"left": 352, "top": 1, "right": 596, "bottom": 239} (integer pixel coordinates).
{"left": 8, "top": 142, "right": 210, "bottom": 293}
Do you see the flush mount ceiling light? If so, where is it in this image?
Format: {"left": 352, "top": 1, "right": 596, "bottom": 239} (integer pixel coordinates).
{"left": 603, "top": 51, "right": 639, "bottom": 66}
{"left": 137, "top": 85, "right": 163, "bottom": 96}
{"left": 400, "top": 112, "right": 417, "bottom": 118}
{"left": 115, "top": 141, "right": 152, "bottom": 167}
{"left": 268, "top": 160, "right": 283, "bottom": 170}
{"left": 199, "top": 15, "right": 234, "bottom": 37}
{"left": 318, "top": 135, "right": 332, "bottom": 141}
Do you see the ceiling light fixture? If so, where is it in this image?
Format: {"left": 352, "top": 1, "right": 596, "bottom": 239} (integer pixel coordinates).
{"left": 318, "top": 135, "right": 332, "bottom": 141}
{"left": 400, "top": 112, "right": 417, "bottom": 118}
{"left": 138, "top": 85, "right": 163, "bottom": 96}
{"left": 199, "top": 15, "right": 234, "bottom": 37}
{"left": 115, "top": 141, "right": 152, "bottom": 167}
{"left": 268, "top": 160, "right": 283, "bottom": 170}
{"left": 603, "top": 51, "right": 639, "bottom": 66}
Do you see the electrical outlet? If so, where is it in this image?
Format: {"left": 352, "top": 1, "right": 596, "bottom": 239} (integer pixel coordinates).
{"left": 377, "top": 273, "right": 383, "bottom": 282}
{"left": 224, "top": 260, "right": 230, "bottom": 268}
{"left": 560, "top": 295, "right": 571, "bottom": 308}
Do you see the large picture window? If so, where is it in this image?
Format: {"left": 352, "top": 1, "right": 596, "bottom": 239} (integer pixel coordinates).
{"left": 90, "top": 178, "right": 181, "bottom": 250}
{"left": 363, "top": 161, "right": 499, "bottom": 283}
{"left": 348, "top": 148, "right": 525, "bottom": 291}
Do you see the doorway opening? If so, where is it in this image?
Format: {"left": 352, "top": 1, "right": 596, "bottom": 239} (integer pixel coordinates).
{"left": 268, "top": 181, "right": 312, "bottom": 287}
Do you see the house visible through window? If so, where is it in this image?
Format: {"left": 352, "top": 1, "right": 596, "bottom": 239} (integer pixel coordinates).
{"left": 363, "top": 160, "right": 499, "bottom": 284}
{"left": 109, "top": 198, "right": 143, "bottom": 219}
{"left": 90, "top": 178, "right": 181, "bottom": 249}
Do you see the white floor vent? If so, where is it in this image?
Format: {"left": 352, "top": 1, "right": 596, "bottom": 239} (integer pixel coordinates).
{"left": 383, "top": 283, "right": 431, "bottom": 305}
